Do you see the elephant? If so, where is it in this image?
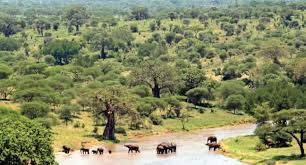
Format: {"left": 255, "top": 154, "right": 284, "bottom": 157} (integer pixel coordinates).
{"left": 62, "top": 146, "right": 71, "bottom": 154}
{"left": 97, "top": 148, "right": 104, "bottom": 155}
{"left": 207, "top": 136, "right": 217, "bottom": 143}
{"left": 124, "top": 144, "right": 140, "bottom": 153}
{"left": 156, "top": 142, "right": 176, "bottom": 154}
{"left": 206, "top": 142, "right": 221, "bottom": 151}
{"left": 92, "top": 150, "right": 98, "bottom": 154}
{"left": 80, "top": 148, "right": 90, "bottom": 154}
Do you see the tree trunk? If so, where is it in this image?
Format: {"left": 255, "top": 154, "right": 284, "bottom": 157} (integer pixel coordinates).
{"left": 102, "top": 103, "right": 116, "bottom": 140}
{"left": 100, "top": 46, "right": 107, "bottom": 60}
{"left": 300, "top": 132, "right": 305, "bottom": 157}
{"left": 152, "top": 83, "right": 160, "bottom": 98}
{"left": 289, "top": 131, "right": 305, "bottom": 158}
{"left": 76, "top": 25, "right": 80, "bottom": 32}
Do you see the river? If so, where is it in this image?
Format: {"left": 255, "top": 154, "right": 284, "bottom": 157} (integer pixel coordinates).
{"left": 56, "top": 124, "right": 256, "bottom": 165}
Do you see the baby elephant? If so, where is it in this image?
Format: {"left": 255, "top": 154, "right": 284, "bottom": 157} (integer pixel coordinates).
{"left": 62, "top": 146, "right": 71, "bottom": 154}
{"left": 92, "top": 150, "right": 98, "bottom": 154}
{"left": 206, "top": 142, "right": 221, "bottom": 151}
{"left": 124, "top": 144, "right": 140, "bottom": 153}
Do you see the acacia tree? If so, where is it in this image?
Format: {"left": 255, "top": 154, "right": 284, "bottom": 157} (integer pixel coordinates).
{"left": 90, "top": 85, "right": 130, "bottom": 140}
{"left": 65, "top": 6, "right": 89, "bottom": 31}
{"left": 35, "top": 19, "right": 50, "bottom": 36}
{"left": 0, "top": 15, "right": 23, "bottom": 37}
{"left": 92, "top": 30, "right": 113, "bottom": 60}
{"left": 132, "top": 60, "right": 178, "bottom": 98}
{"left": 43, "top": 39, "right": 80, "bottom": 65}
{"left": 273, "top": 109, "right": 306, "bottom": 157}
{"left": 260, "top": 45, "right": 289, "bottom": 65}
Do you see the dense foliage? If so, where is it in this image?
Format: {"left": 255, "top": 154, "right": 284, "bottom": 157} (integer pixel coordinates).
{"left": 0, "top": 107, "right": 56, "bottom": 164}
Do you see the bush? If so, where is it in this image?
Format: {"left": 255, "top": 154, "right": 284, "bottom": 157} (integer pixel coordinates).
{"left": 20, "top": 101, "right": 51, "bottom": 119}
{"left": 115, "top": 127, "right": 127, "bottom": 136}
{"left": 74, "top": 121, "right": 81, "bottom": 128}
{"left": 0, "top": 37, "right": 20, "bottom": 51}
{"left": 132, "top": 85, "right": 152, "bottom": 97}
{"left": 130, "top": 24, "right": 138, "bottom": 33}
{"left": 149, "top": 114, "right": 163, "bottom": 125}
{"left": 264, "top": 160, "right": 276, "bottom": 165}
{"left": 93, "top": 126, "right": 98, "bottom": 134}
{"left": 255, "top": 142, "right": 268, "bottom": 152}
{"left": 34, "top": 117, "right": 54, "bottom": 129}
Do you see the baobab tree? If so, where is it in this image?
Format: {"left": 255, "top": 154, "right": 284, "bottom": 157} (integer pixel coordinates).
{"left": 91, "top": 85, "right": 130, "bottom": 140}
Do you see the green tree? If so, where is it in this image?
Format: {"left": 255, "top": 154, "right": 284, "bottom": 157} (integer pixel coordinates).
{"left": 131, "top": 7, "right": 149, "bottom": 20}
{"left": 186, "top": 87, "right": 212, "bottom": 106}
{"left": 217, "top": 80, "right": 246, "bottom": 100}
{"left": 260, "top": 45, "right": 289, "bottom": 65}
{"left": 0, "top": 37, "right": 20, "bottom": 51}
{"left": 91, "top": 30, "right": 113, "bottom": 59}
{"left": 180, "top": 67, "right": 206, "bottom": 94}
{"left": 273, "top": 109, "right": 306, "bottom": 157}
{"left": 132, "top": 60, "right": 178, "bottom": 98}
{"left": 21, "top": 101, "right": 50, "bottom": 119}
{"left": 0, "top": 107, "right": 56, "bottom": 164}
{"left": 224, "top": 94, "right": 246, "bottom": 114}
{"left": 65, "top": 6, "right": 89, "bottom": 31}
{"left": 0, "top": 64, "right": 12, "bottom": 79}
{"left": 0, "top": 15, "right": 23, "bottom": 37}
{"left": 59, "top": 105, "right": 74, "bottom": 125}
{"left": 90, "top": 85, "right": 130, "bottom": 140}
{"left": 180, "top": 112, "right": 190, "bottom": 130}
{"left": 35, "top": 19, "right": 51, "bottom": 36}
{"left": 43, "top": 40, "right": 80, "bottom": 65}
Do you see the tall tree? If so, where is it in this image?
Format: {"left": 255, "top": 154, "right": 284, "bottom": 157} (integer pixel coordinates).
{"left": 35, "top": 19, "right": 51, "bottom": 36}
{"left": 132, "top": 60, "right": 178, "bottom": 98}
{"left": 65, "top": 6, "right": 89, "bottom": 32}
{"left": 0, "top": 15, "right": 23, "bottom": 37}
{"left": 131, "top": 7, "right": 150, "bottom": 20}
{"left": 90, "top": 85, "right": 130, "bottom": 140}
{"left": 43, "top": 40, "right": 80, "bottom": 65}
{"left": 91, "top": 30, "right": 113, "bottom": 59}
{"left": 273, "top": 109, "right": 306, "bottom": 157}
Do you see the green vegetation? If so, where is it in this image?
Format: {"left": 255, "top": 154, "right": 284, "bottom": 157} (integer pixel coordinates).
{"left": 0, "top": 107, "right": 56, "bottom": 165}
{"left": 222, "top": 136, "right": 306, "bottom": 165}
{"left": 0, "top": 0, "right": 306, "bottom": 163}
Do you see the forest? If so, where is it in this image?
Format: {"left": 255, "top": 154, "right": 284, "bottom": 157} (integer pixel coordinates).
{"left": 0, "top": 0, "right": 306, "bottom": 164}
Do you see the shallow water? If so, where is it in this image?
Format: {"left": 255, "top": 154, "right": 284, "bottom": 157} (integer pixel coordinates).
{"left": 56, "top": 124, "right": 256, "bottom": 165}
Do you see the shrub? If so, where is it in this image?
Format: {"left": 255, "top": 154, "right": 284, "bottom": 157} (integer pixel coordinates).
{"left": 115, "top": 127, "right": 127, "bottom": 135}
{"left": 255, "top": 142, "right": 268, "bottom": 152}
{"left": 93, "top": 126, "right": 98, "bottom": 134}
{"left": 149, "top": 114, "right": 163, "bottom": 125}
{"left": 130, "top": 24, "right": 138, "bottom": 33}
{"left": 132, "top": 85, "right": 152, "bottom": 97}
{"left": 74, "top": 121, "right": 81, "bottom": 128}
{"left": 21, "top": 101, "right": 50, "bottom": 119}
{"left": 0, "top": 37, "right": 20, "bottom": 51}
{"left": 264, "top": 160, "right": 276, "bottom": 165}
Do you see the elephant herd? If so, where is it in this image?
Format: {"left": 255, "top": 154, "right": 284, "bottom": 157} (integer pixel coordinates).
{"left": 62, "top": 136, "right": 221, "bottom": 155}
{"left": 156, "top": 142, "right": 177, "bottom": 154}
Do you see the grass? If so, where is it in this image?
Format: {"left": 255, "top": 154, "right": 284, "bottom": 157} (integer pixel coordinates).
{"left": 52, "top": 109, "right": 254, "bottom": 152}
{"left": 221, "top": 136, "right": 306, "bottom": 165}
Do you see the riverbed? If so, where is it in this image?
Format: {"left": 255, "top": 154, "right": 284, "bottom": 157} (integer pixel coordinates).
{"left": 56, "top": 124, "right": 256, "bottom": 165}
